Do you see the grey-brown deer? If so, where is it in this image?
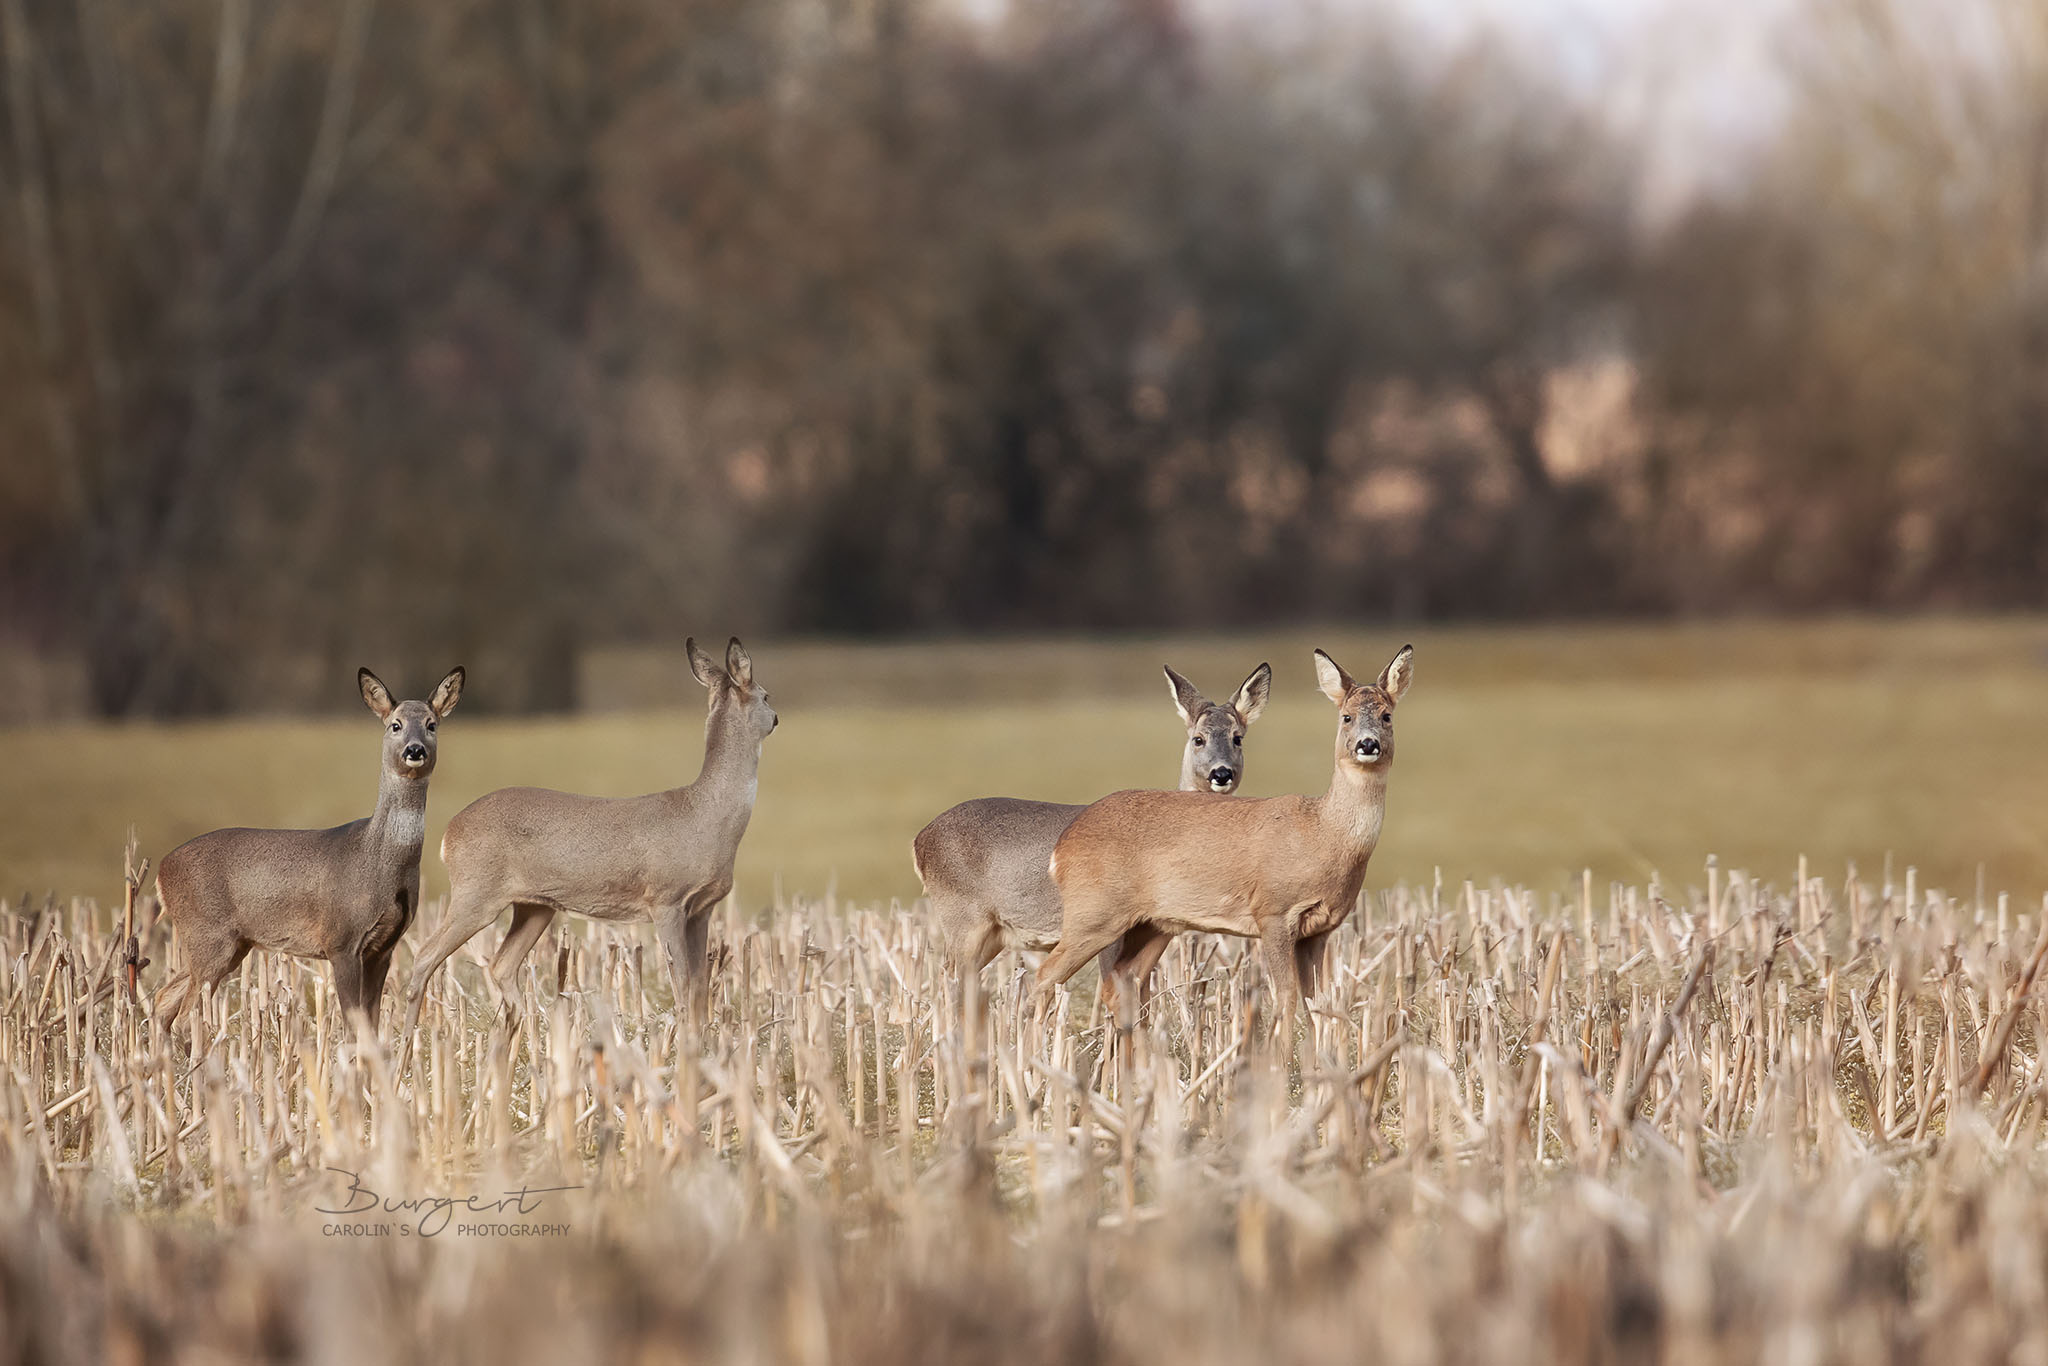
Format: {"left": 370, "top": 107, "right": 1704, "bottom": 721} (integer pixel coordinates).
{"left": 913, "top": 661, "right": 1270, "bottom": 1015}
{"left": 400, "top": 638, "right": 775, "bottom": 1038}
{"left": 1038, "top": 645, "right": 1413, "bottom": 1036}
{"left": 152, "top": 666, "right": 465, "bottom": 1033}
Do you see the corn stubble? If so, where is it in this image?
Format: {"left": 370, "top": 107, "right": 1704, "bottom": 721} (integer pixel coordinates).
{"left": 4, "top": 859, "right": 2048, "bottom": 1362}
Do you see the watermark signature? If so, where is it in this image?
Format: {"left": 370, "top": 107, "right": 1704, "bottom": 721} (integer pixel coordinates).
{"left": 315, "top": 1167, "right": 578, "bottom": 1238}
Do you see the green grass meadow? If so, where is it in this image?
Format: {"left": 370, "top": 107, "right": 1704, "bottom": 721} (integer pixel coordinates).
{"left": 6, "top": 615, "right": 2048, "bottom": 910}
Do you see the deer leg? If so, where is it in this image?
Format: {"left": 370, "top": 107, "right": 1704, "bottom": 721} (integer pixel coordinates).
{"left": 1094, "top": 938, "right": 1126, "bottom": 1014}
{"left": 1294, "top": 931, "right": 1334, "bottom": 1002}
{"left": 399, "top": 886, "right": 508, "bottom": 1039}
{"left": 1118, "top": 927, "right": 1176, "bottom": 1019}
{"left": 488, "top": 902, "right": 557, "bottom": 1011}
{"left": 655, "top": 902, "right": 714, "bottom": 1031}
{"left": 1099, "top": 926, "right": 1158, "bottom": 1034}
{"left": 363, "top": 949, "right": 396, "bottom": 1026}
{"left": 1034, "top": 920, "right": 1130, "bottom": 1006}
{"left": 943, "top": 897, "right": 1006, "bottom": 975}
{"left": 966, "top": 913, "right": 1007, "bottom": 974}
{"left": 330, "top": 953, "right": 369, "bottom": 1036}
{"left": 156, "top": 929, "right": 247, "bottom": 1027}
{"left": 1257, "top": 922, "right": 1303, "bottom": 1048}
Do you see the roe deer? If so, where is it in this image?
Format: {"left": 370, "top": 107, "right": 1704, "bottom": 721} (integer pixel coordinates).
{"left": 913, "top": 661, "right": 1270, "bottom": 1012}
{"left": 152, "top": 666, "right": 465, "bottom": 1033}
{"left": 401, "top": 638, "right": 775, "bottom": 1038}
{"left": 1038, "top": 644, "right": 1413, "bottom": 1036}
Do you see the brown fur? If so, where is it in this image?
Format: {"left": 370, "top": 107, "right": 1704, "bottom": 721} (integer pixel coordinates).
{"left": 152, "top": 666, "right": 464, "bottom": 1034}
{"left": 400, "top": 637, "right": 775, "bottom": 1038}
{"left": 912, "top": 662, "right": 1270, "bottom": 1016}
{"left": 1039, "top": 645, "right": 1413, "bottom": 1034}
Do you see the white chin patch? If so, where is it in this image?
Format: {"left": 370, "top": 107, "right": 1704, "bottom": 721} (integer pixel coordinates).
{"left": 1209, "top": 778, "right": 1232, "bottom": 792}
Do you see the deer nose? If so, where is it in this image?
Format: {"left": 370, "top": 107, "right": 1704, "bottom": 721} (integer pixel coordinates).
{"left": 1207, "top": 766, "right": 1235, "bottom": 789}
{"left": 1354, "top": 736, "right": 1382, "bottom": 761}
{"left": 402, "top": 742, "right": 428, "bottom": 764}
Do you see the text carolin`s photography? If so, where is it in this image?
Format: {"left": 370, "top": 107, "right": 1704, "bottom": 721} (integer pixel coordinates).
{"left": 314, "top": 1168, "right": 578, "bottom": 1239}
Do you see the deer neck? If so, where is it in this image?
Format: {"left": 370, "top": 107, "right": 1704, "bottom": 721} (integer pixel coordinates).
{"left": 1318, "top": 756, "right": 1389, "bottom": 850}
{"left": 368, "top": 769, "right": 430, "bottom": 865}
{"left": 695, "top": 702, "right": 761, "bottom": 811}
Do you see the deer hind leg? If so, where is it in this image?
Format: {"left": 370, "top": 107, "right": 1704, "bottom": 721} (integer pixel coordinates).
{"left": 487, "top": 902, "right": 557, "bottom": 1013}
{"left": 1294, "top": 930, "right": 1334, "bottom": 1003}
{"left": 935, "top": 891, "right": 1004, "bottom": 975}
{"left": 156, "top": 926, "right": 249, "bottom": 1028}
{"left": 399, "top": 884, "right": 506, "bottom": 1038}
{"left": 1103, "top": 924, "right": 1175, "bottom": 1032}
{"left": 1034, "top": 916, "right": 1131, "bottom": 1005}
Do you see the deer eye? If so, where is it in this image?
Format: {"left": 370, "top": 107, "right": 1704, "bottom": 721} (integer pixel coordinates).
{"left": 389, "top": 722, "right": 401, "bottom": 732}
{"left": 1233, "top": 734, "right": 1243, "bottom": 746}
{"left": 426, "top": 721, "right": 436, "bottom": 732}
{"left": 1342, "top": 715, "right": 1353, "bottom": 724}
{"left": 1380, "top": 712, "right": 1391, "bottom": 724}
{"left": 1193, "top": 735, "right": 1205, "bottom": 746}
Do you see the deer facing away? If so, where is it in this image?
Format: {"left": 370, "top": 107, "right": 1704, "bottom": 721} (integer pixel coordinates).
{"left": 1038, "top": 645, "right": 1413, "bottom": 1033}
{"left": 152, "top": 666, "right": 465, "bottom": 1032}
{"left": 401, "top": 637, "right": 775, "bottom": 1037}
{"left": 914, "top": 661, "right": 1270, "bottom": 1012}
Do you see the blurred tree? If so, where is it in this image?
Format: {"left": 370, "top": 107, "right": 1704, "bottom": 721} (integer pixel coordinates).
{"left": 1637, "top": 0, "right": 2048, "bottom": 607}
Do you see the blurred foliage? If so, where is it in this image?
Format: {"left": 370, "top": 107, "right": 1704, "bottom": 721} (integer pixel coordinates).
{"left": 0, "top": 0, "right": 2043, "bottom": 715}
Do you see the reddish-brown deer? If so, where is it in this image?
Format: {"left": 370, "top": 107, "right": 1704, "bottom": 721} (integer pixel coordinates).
{"left": 400, "top": 638, "right": 775, "bottom": 1039}
{"left": 912, "top": 662, "right": 1270, "bottom": 1016}
{"left": 152, "top": 666, "right": 465, "bottom": 1034}
{"left": 1038, "top": 644, "right": 1413, "bottom": 1036}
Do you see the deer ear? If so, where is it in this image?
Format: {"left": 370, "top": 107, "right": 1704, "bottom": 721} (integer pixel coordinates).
{"left": 358, "top": 668, "right": 396, "bottom": 720}
{"left": 1313, "top": 649, "right": 1353, "bottom": 705}
{"left": 1162, "top": 665, "right": 1205, "bottom": 726}
{"left": 1378, "top": 644, "right": 1415, "bottom": 704}
{"left": 429, "top": 666, "right": 465, "bottom": 719}
{"left": 1233, "top": 662, "right": 1272, "bottom": 726}
{"left": 726, "top": 637, "right": 753, "bottom": 689}
{"left": 686, "top": 637, "right": 726, "bottom": 689}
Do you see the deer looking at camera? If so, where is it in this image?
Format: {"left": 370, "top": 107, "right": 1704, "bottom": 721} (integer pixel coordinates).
{"left": 1038, "top": 644, "right": 1413, "bottom": 1037}
{"left": 152, "top": 666, "right": 465, "bottom": 1033}
{"left": 401, "top": 638, "right": 775, "bottom": 1038}
{"left": 913, "top": 662, "right": 1270, "bottom": 1016}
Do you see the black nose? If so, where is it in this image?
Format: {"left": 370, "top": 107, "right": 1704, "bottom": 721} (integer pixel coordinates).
{"left": 403, "top": 743, "right": 427, "bottom": 762}
{"left": 1356, "top": 736, "right": 1381, "bottom": 758}
{"left": 1209, "top": 766, "right": 1234, "bottom": 785}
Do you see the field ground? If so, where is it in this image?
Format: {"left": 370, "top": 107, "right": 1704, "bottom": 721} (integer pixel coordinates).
{"left": 4, "top": 615, "right": 2048, "bottom": 910}
{"left": 5, "top": 862, "right": 2048, "bottom": 1360}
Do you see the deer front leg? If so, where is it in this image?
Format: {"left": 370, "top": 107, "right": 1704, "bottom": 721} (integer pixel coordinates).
{"left": 1257, "top": 920, "right": 1302, "bottom": 1047}
{"left": 364, "top": 948, "right": 396, "bottom": 1024}
{"left": 330, "top": 953, "right": 369, "bottom": 1036}
{"left": 683, "top": 910, "right": 715, "bottom": 1029}
{"left": 653, "top": 902, "right": 710, "bottom": 1030}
